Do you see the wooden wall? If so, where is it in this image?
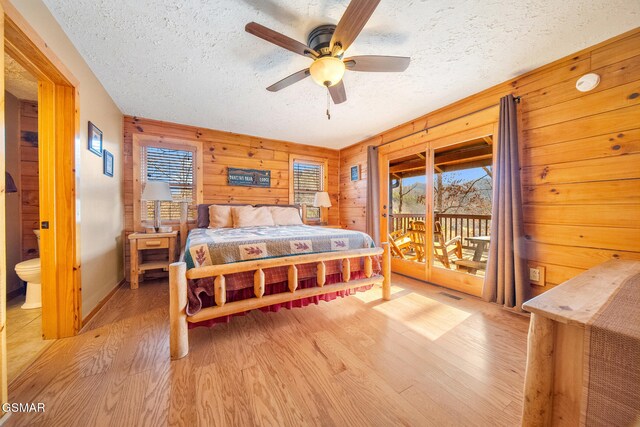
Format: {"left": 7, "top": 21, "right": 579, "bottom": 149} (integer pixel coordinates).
{"left": 122, "top": 116, "right": 340, "bottom": 278}
{"left": 19, "top": 100, "right": 39, "bottom": 260}
{"left": 340, "top": 28, "right": 640, "bottom": 292}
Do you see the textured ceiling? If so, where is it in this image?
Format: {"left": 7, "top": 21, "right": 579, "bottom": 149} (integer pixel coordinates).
{"left": 5, "top": 53, "right": 38, "bottom": 101}
{"left": 43, "top": 0, "right": 639, "bottom": 149}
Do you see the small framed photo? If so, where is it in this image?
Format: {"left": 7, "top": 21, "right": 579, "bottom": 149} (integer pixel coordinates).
{"left": 88, "top": 121, "right": 103, "bottom": 156}
{"left": 103, "top": 150, "right": 114, "bottom": 177}
{"left": 350, "top": 165, "right": 360, "bottom": 181}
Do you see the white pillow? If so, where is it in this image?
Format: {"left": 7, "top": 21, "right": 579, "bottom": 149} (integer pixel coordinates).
{"left": 232, "top": 206, "right": 275, "bottom": 228}
{"left": 208, "top": 205, "right": 234, "bottom": 228}
{"left": 270, "top": 206, "right": 303, "bottom": 226}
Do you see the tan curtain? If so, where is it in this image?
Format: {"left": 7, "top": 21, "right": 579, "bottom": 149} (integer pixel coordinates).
{"left": 482, "top": 94, "right": 530, "bottom": 309}
{"left": 366, "top": 145, "right": 380, "bottom": 245}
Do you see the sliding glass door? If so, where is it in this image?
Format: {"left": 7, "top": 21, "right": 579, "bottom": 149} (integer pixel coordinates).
{"left": 380, "top": 127, "right": 495, "bottom": 296}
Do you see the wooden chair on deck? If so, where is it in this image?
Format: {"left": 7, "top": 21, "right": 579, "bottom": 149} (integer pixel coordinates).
{"left": 433, "top": 221, "right": 462, "bottom": 269}
{"left": 389, "top": 229, "right": 419, "bottom": 261}
{"left": 408, "top": 221, "right": 427, "bottom": 262}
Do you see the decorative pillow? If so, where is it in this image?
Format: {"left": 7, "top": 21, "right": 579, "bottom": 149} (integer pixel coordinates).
{"left": 270, "top": 206, "right": 303, "bottom": 226}
{"left": 232, "top": 206, "right": 275, "bottom": 228}
{"left": 208, "top": 205, "right": 234, "bottom": 228}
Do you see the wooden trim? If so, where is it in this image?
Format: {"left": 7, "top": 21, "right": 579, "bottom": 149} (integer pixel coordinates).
{"left": 0, "top": 5, "right": 7, "bottom": 413}
{"left": 3, "top": 9, "right": 81, "bottom": 340}
{"left": 132, "top": 134, "right": 204, "bottom": 232}
{"left": 0, "top": 1, "right": 78, "bottom": 86}
{"left": 288, "top": 153, "right": 329, "bottom": 224}
{"left": 81, "top": 279, "right": 125, "bottom": 327}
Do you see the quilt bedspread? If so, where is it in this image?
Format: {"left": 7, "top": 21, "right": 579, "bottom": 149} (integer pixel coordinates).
{"left": 184, "top": 225, "right": 376, "bottom": 270}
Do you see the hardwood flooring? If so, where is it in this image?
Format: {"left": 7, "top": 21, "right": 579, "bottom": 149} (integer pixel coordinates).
{"left": 6, "top": 274, "right": 529, "bottom": 426}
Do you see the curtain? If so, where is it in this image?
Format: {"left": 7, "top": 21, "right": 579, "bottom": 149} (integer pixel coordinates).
{"left": 366, "top": 145, "right": 381, "bottom": 245}
{"left": 482, "top": 94, "right": 530, "bottom": 309}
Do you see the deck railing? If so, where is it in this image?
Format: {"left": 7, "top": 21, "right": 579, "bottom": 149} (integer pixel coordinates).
{"left": 390, "top": 213, "right": 491, "bottom": 248}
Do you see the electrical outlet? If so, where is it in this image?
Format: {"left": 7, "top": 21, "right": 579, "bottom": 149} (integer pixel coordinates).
{"left": 529, "top": 267, "right": 540, "bottom": 282}
{"left": 528, "top": 265, "right": 546, "bottom": 286}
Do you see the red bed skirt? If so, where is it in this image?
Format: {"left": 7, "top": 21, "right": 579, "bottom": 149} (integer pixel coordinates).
{"left": 188, "top": 271, "right": 372, "bottom": 329}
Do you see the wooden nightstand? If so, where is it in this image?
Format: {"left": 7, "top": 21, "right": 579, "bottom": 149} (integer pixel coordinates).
{"left": 128, "top": 231, "right": 178, "bottom": 289}
{"left": 315, "top": 225, "right": 343, "bottom": 229}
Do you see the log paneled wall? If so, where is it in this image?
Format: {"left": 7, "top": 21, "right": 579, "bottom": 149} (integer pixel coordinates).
{"left": 123, "top": 116, "right": 340, "bottom": 279}
{"left": 339, "top": 28, "right": 640, "bottom": 292}
{"left": 19, "top": 100, "right": 39, "bottom": 260}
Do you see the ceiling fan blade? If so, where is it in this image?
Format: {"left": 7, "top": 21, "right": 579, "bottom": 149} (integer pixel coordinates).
{"left": 245, "top": 22, "right": 319, "bottom": 58}
{"left": 344, "top": 55, "right": 410, "bottom": 72}
{"left": 266, "top": 68, "right": 310, "bottom": 92}
{"left": 329, "top": 80, "right": 347, "bottom": 104}
{"left": 330, "top": 0, "right": 381, "bottom": 54}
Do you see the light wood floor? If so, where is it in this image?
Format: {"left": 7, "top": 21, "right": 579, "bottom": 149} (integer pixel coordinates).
{"left": 6, "top": 296, "right": 50, "bottom": 383}
{"left": 6, "top": 274, "right": 529, "bottom": 426}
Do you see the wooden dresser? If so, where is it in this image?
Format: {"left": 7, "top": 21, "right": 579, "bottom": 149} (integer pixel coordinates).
{"left": 521, "top": 259, "right": 640, "bottom": 426}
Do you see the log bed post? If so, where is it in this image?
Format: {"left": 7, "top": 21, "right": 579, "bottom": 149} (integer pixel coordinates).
{"left": 169, "top": 262, "right": 189, "bottom": 360}
{"left": 382, "top": 242, "right": 391, "bottom": 301}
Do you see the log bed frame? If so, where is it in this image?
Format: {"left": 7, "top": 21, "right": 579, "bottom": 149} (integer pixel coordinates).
{"left": 169, "top": 204, "right": 391, "bottom": 360}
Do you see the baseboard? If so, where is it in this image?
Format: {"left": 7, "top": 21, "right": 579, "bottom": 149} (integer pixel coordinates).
{"left": 82, "top": 279, "right": 125, "bottom": 328}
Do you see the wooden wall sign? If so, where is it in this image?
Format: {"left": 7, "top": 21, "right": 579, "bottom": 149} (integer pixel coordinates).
{"left": 228, "top": 167, "right": 271, "bottom": 187}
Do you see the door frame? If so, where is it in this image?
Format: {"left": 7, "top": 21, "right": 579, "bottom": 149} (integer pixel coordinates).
{"left": 379, "top": 109, "right": 500, "bottom": 297}
{"left": 1, "top": 0, "right": 81, "bottom": 413}
{"left": 379, "top": 140, "right": 429, "bottom": 282}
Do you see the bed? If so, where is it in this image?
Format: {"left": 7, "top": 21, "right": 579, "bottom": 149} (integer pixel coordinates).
{"left": 169, "top": 204, "right": 390, "bottom": 360}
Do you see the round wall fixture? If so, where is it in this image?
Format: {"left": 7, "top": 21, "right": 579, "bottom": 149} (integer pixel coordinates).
{"left": 576, "top": 73, "right": 600, "bottom": 92}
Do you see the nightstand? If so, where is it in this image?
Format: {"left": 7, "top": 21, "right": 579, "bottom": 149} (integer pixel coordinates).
{"left": 128, "top": 231, "right": 178, "bottom": 289}
{"left": 315, "top": 225, "right": 343, "bottom": 229}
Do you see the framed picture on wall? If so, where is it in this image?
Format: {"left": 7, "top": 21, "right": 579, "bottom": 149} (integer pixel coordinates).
{"left": 103, "top": 150, "right": 114, "bottom": 177}
{"left": 88, "top": 121, "right": 103, "bottom": 156}
{"left": 350, "top": 165, "right": 360, "bottom": 181}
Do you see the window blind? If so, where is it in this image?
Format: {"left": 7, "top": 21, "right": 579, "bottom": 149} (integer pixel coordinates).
{"left": 293, "top": 161, "right": 323, "bottom": 220}
{"left": 141, "top": 146, "right": 194, "bottom": 221}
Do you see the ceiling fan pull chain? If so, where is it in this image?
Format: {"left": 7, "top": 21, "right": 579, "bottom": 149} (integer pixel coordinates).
{"left": 326, "top": 88, "right": 331, "bottom": 120}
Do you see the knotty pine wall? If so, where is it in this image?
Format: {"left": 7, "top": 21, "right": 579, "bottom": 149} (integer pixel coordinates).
{"left": 123, "top": 116, "right": 340, "bottom": 279}
{"left": 19, "top": 100, "right": 39, "bottom": 261}
{"left": 340, "top": 28, "right": 640, "bottom": 292}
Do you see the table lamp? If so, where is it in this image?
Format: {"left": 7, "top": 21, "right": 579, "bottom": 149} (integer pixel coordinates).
{"left": 141, "top": 181, "right": 173, "bottom": 231}
{"left": 313, "top": 191, "right": 332, "bottom": 225}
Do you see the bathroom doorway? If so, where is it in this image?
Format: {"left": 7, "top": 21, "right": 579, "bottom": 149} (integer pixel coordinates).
{"left": 1, "top": 3, "right": 82, "bottom": 408}
{"left": 4, "top": 54, "right": 50, "bottom": 382}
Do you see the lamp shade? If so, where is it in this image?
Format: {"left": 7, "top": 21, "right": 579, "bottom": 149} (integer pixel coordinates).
{"left": 141, "top": 181, "right": 173, "bottom": 201}
{"left": 313, "top": 191, "right": 332, "bottom": 208}
{"left": 309, "top": 57, "right": 345, "bottom": 87}
{"left": 5, "top": 172, "right": 17, "bottom": 193}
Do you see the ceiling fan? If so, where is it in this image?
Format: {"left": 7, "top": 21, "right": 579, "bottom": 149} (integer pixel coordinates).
{"left": 245, "top": 0, "right": 410, "bottom": 109}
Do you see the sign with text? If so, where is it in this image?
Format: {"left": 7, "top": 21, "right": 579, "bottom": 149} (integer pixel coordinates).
{"left": 228, "top": 167, "right": 271, "bottom": 187}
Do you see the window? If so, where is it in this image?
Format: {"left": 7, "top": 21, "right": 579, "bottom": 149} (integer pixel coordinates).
{"left": 289, "top": 155, "right": 328, "bottom": 223}
{"left": 133, "top": 136, "right": 202, "bottom": 227}
{"left": 141, "top": 146, "right": 194, "bottom": 221}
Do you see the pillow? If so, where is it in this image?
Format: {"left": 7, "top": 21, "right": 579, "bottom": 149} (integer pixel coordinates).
{"left": 270, "top": 206, "right": 303, "bottom": 226}
{"left": 208, "top": 205, "right": 234, "bottom": 228}
{"left": 232, "top": 206, "right": 275, "bottom": 228}
{"left": 197, "top": 204, "right": 212, "bottom": 228}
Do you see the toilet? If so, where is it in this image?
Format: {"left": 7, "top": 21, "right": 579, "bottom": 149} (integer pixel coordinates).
{"left": 14, "top": 230, "right": 41, "bottom": 310}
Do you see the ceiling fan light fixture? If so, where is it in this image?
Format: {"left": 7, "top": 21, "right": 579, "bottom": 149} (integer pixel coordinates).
{"left": 309, "top": 56, "right": 345, "bottom": 87}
